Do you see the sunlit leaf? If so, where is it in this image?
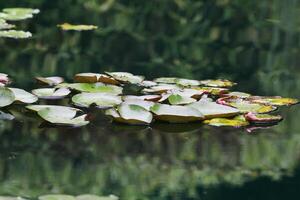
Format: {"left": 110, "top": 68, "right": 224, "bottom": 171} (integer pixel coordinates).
{"left": 249, "top": 96, "right": 299, "bottom": 106}
{"left": 122, "top": 95, "right": 161, "bottom": 102}
{"left": 153, "top": 77, "right": 178, "bottom": 84}
{"left": 26, "top": 105, "right": 82, "bottom": 113}
{"left": 32, "top": 88, "right": 71, "bottom": 99}
{"left": 72, "top": 93, "right": 122, "bottom": 108}
{"left": 167, "top": 94, "right": 196, "bottom": 105}
{"left": 222, "top": 91, "right": 251, "bottom": 98}
{"left": 58, "top": 23, "right": 98, "bottom": 31}
{"left": 142, "top": 84, "right": 181, "bottom": 94}
{"left": 199, "top": 79, "right": 236, "bottom": 87}
{"left": 39, "top": 195, "right": 76, "bottom": 200}
{"left": 245, "top": 112, "right": 283, "bottom": 124}
{"left": 123, "top": 99, "right": 154, "bottom": 110}
{"left": 150, "top": 103, "right": 204, "bottom": 123}
{"left": 76, "top": 194, "right": 119, "bottom": 200}
{"left": 138, "top": 80, "right": 157, "bottom": 87}
{"left": 105, "top": 72, "right": 144, "bottom": 84}
{"left": 204, "top": 118, "right": 249, "bottom": 127}
{"left": 193, "top": 86, "right": 228, "bottom": 95}
{"left": 175, "top": 78, "right": 200, "bottom": 87}
{"left": 0, "top": 19, "right": 15, "bottom": 30}
{"left": 9, "top": 88, "right": 38, "bottom": 103}
{"left": 187, "top": 100, "right": 240, "bottom": 119}
{"left": 0, "top": 30, "right": 32, "bottom": 38}
{"left": 36, "top": 76, "right": 64, "bottom": 86}
{"left": 59, "top": 83, "right": 123, "bottom": 95}
{"left": 0, "top": 87, "right": 15, "bottom": 107}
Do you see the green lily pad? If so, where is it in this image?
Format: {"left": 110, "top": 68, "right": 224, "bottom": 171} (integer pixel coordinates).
{"left": 245, "top": 112, "right": 283, "bottom": 124}
{"left": 0, "top": 19, "right": 15, "bottom": 30}
{"left": 138, "top": 80, "right": 157, "bottom": 87}
{"left": 153, "top": 77, "right": 178, "bottom": 84}
{"left": 200, "top": 79, "right": 236, "bottom": 87}
{"left": 122, "top": 95, "right": 161, "bottom": 102}
{"left": 167, "top": 94, "right": 196, "bottom": 105}
{"left": 217, "top": 97, "right": 276, "bottom": 113}
{"left": 158, "top": 88, "right": 205, "bottom": 103}
{"left": 36, "top": 76, "right": 64, "bottom": 86}
{"left": 105, "top": 72, "right": 144, "bottom": 84}
{"left": 249, "top": 96, "right": 299, "bottom": 106}
{"left": 60, "top": 83, "right": 123, "bottom": 95}
{"left": 0, "top": 196, "right": 27, "bottom": 200}
{"left": 9, "top": 88, "right": 38, "bottom": 103}
{"left": 0, "top": 8, "right": 39, "bottom": 21}
{"left": 175, "top": 78, "right": 200, "bottom": 87}
{"left": 203, "top": 117, "right": 249, "bottom": 127}
{"left": 74, "top": 73, "right": 119, "bottom": 85}
{"left": 26, "top": 105, "right": 81, "bottom": 113}
{"left": 123, "top": 99, "right": 154, "bottom": 110}
{"left": 0, "top": 30, "right": 32, "bottom": 38}
{"left": 72, "top": 93, "right": 122, "bottom": 108}
{"left": 38, "top": 107, "right": 89, "bottom": 127}
{"left": 106, "top": 104, "right": 153, "bottom": 125}
{"left": 58, "top": 23, "right": 98, "bottom": 31}
{"left": 32, "top": 88, "right": 71, "bottom": 99}
{"left": 142, "top": 84, "right": 181, "bottom": 94}
{"left": 222, "top": 91, "right": 251, "bottom": 98}
{"left": 76, "top": 194, "right": 119, "bottom": 200}
{"left": 150, "top": 103, "right": 204, "bottom": 123}
{"left": 0, "top": 111, "right": 14, "bottom": 120}
{"left": 193, "top": 86, "right": 228, "bottom": 95}
{"left": 39, "top": 195, "right": 76, "bottom": 200}
{"left": 187, "top": 100, "right": 240, "bottom": 119}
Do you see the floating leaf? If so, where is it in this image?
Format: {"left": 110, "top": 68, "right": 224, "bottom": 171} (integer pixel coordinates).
{"left": 150, "top": 103, "right": 204, "bottom": 123}
{"left": 167, "top": 94, "right": 196, "bottom": 105}
{"left": 39, "top": 195, "right": 76, "bottom": 200}
{"left": 60, "top": 83, "right": 123, "bottom": 95}
{"left": 0, "top": 196, "right": 27, "bottom": 200}
{"left": 217, "top": 97, "right": 276, "bottom": 113}
{"left": 32, "top": 88, "right": 70, "bottom": 99}
{"left": 26, "top": 105, "right": 82, "bottom": 113}
{"left": 3, "top": 8, "right": 40, "bottom": 15}
{"left": 200, "top": 79, "right": 236, "bottom": 87}
{"left": 36, "top": 76, "right": 64, "bottom": 86}
{"left": 245, "top": 112, "right": 283, "bottom": 124}
{"left": 222, "top": 91, "right": 251, "bottom": 98}
{"left": 105, "top": 72, "right": 144, "bottom": 84}
{"left": 153, "top": 77, "right": 178, "bottom": 84}
{"left": 175, "top": 78, "right": 200, "bottom": 87}
{"left": 38, "top": 107, "right": 89, "bottom": 127}
{"left": 0, "top": 111, "right": 14, "bottom": 120}
{"left": 204, "top": 117, "right": 249, "bottom": 127}
{"left": 122, "top": 95, "right": 161, "bottom": 102}
{"left": 142, "top": 84, "right": 181, "bottom": 94}
{"left": 193, "top": 86, "right": 228, "bottom": 95}
{"left": 0, "top": 87, "right": 15, "bottom": 107}
{"left": 0, "top": 30, "right": 32, "bottom": 38}
{"left": 74, "top": 73, "right": 119, "bottom": 85}
{"left": 76, "top": 194, "right": 119, "bottom": 200}
{"left": 123, "top": 99, "right": 154, "bottom": 110}
{"left": 138, "top": 80, "right": 157, "bottom": 87}
{"left": 9, "top": 88, "right": 38, "bottom": 103}
{"left": 249, "top": 96, "right": 299, "bottom": 106}
{"left": 58, "top": 23, "right": 98, "bottom": 31}
{"left": 0, "top": 19, "right": 15, "bottom": 30}
{"left": 187, "top": 100, "right": 240, "bottom": 119}
{"left": 72, "top": 93, "right": 121, "bottom": 108}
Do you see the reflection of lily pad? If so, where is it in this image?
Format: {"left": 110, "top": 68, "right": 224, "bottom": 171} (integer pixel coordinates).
{"left": 200, "top": 79, "right": 236, "bottom": 87}
{"left": 0, "top": 30, "right": 32, "bottom": 38}
{"left": 150, "top": 103, "right": 204, "bottom": 123}
{"left": 36, "top": 76, "right": 64, "bottom": 86}
{"left": 60, "top": 83, "right": 123, "bottom": 95}
{"left": 0, "top": 87, "right": 15, "bottom": 107}
{"left": 9, "top": 88, "right": 38, "bottom": 104}
{"left": 245, "top": 112, "right": 283, "bottom": 124}
{"left": 72, "top": 93, "right": 122, "bottom": 108}
{"left": 32, "top": 88, "right": 71, "bottom": 99}
{"left": 0, "top": 111, "right": 14, "bottom": 120}
{"left": 105, "top": 72, "right": 144, "bottom": 84}
{"left": 58, "top": 23, "right": 98, "bottom": 31}
{"left": 38, "top": 107, "right": 89, "bottom": 127}
{"left": 187, "top": 100, "right": 240, "bottom": 119}
{"left": 204, "top": 117, "right": 249, "bottom": 127}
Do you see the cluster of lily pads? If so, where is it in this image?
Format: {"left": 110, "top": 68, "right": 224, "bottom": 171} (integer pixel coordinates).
{"left": 0, "top": 72, "right": 298, "bottom": 128}
{"left": 0, "top": 8, "right": 39, "bottom": 38}
{"left": 0, "top": 194, "right": 118, "bottom": 200}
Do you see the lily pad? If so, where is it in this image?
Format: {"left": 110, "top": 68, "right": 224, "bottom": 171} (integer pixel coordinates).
{"left": 167, "top": 94, "right": 196, "bottom": 105}
{"left": 222, "top": 91, "right": 251, "bottom": 98}
{"left": 203, "top": 117, "right": 249, "bottom": 127}
{"left": 249, "top": 96, "right": 299, "bottom": 106}
{"left": 0, "top": 196, "right": 27, "bottom": 200}
{"left": 0, "top": 8, "right": 39, "bottom": 21}
{"left": 38, "top": 107, "right": 89, "bottom": 127}
{"left": 175, "top": 78, "right": 200, "bottom": 87}
{"left": 74, "top": 73, "right": 119, "bottom": 85}
{"left": 187, "top": 100, "right": 240, "bottom": 119}
{"left": 32, "top": 88, "right": 71, "bottom": 99}
{"left": 123, "top": 99, "right": 154, "bottom": 110}
{"left": 245, "top": 112, "right": 283, "bottom": 124}
{"left": 193, "top": 86, "right": 228, "bottom": 96}
{"left": 217, "top": 97, "right": 276, "bottom": 113}
{"left": 60, "top": 83, "right": 123, "bottom": 95}
{"left": 138, "top": 80, "right": 157, "bottom": 87}
{"left": 150, "top": 103, "right": 204, "bottom": 123}
{"left": 58, "top": 23, "right": 98, "bottom": 31}
{"left": 0, "top": 30, "right": 32, "bottom": 38}
{"left": 39, "top": 195, "right": 76, "bottom": 200}
{"left": 142, "top": 84, "right": 181, "bottom": 94}
{"left": 26, "top": 105, "right": 82, "bottom": 113}
{"left": 105, "top": 72, "right": 144, "bottom": 84}
{"left": 9, "top": 88, "right": 38, "bottom": 103}
{"left": 36, "top": 76, "right": 64, "bottom": 86}
{"left": 76, "top": 194, "right": 119, "bottom": 200}
{"left": 0, "top": 19, "right": 15, "bottom": 30}
{"left": 122, "top": 95, "right": 161, "bottom": 102}
{"left": 72, "top": 93, "right": 122, "bottom": 108}
{"left": 153, "top": 77, "right": 178, "bottom": 84}
{"left": 200, "top": 79, "right": 236, "bottom": 87}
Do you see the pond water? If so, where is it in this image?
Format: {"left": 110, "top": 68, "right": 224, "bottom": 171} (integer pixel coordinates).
{"left": 1, "top": 1, "right": 300, "bottom": 199}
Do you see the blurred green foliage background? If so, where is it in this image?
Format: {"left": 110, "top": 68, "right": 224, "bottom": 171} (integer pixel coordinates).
{"left": 0, "top": 0, "right": 300, "bottom": 96}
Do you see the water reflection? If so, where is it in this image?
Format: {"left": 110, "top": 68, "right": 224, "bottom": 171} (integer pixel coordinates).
{"left": 0, "top": 106, "right": 299, "bottom": 199}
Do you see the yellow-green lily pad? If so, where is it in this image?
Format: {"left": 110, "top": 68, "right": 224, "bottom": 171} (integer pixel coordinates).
{"left": 167, "top": 94, "right": 197, "bottom": 105}
{"left": 249, "top": 96, "right": 299, "bottom": 106}
{"left": 0, "top": 30, "right": 32, "bottom": 38}
{"left": 59, "top": 83, "right": 123, "bottom": 95}
{"left": 200, "top": 79, "right": 236, "bottom": 87}
{"left": 39, "top": 195, "right": 76, "bottom": 200}
{"left": 105, "top": 72, "right": 144, "bottom": 84}
{"left": 72, "top": 93, "right": 122, "bottom": 108}
{"left": 58, "top": 23, "right": 98, "bottom": 31}
{"left": 204, "top": 117, "right": 249, "bottom": 127}
{"left": 76, "top": 194, "right": 119, "bottom": 200}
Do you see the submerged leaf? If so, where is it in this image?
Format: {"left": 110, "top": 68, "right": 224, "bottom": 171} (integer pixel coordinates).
{"left": 72, "top": 93, "right": 122, "bottom": 108}
{"left": 58, "top": 23, "right": 98, "bottom": 31}
{"left": 0, "top": 30, "right": 32, "bottom": 38}
{"left": 150, "top": 103, "right": 204, "bottom": 123}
